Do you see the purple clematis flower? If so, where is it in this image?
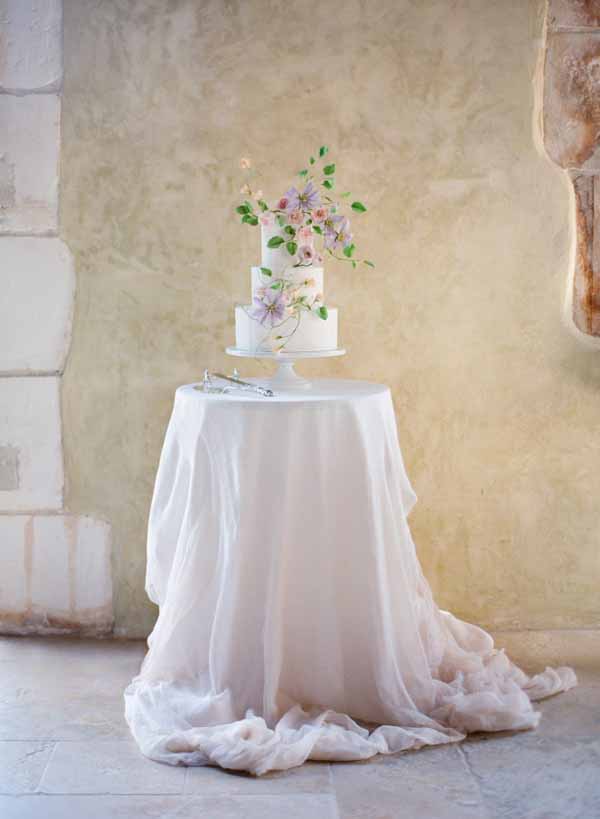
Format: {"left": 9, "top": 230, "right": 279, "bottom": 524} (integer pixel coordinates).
{"left": 250, "top": 288, "right": 289, "bottom": 327}
{"left": 337, "top": 217, "right": 353, "bottom": 248}
{"left": 285, "top": 181, "right": 321, "bottom": 212}
{"left": 324, "top": 214, "right": 352, "bottom": 250}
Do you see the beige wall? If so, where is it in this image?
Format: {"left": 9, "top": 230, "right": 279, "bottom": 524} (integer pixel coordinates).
{"left": 61, "top": 0, "right": 600, "bottom": 638}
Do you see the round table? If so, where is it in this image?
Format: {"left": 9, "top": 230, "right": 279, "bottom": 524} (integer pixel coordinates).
{"left": 124, "top": 380, "right": 575, "bottom": 775}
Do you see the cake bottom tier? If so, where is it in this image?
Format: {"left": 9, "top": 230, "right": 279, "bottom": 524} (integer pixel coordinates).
{"left": 235, "top": 305, "right": 338, "bottom": 353}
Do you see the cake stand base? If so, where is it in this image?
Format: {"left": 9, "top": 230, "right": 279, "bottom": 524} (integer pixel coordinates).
{"left": 225, "top": 347, "right": 346, "bottom": 391}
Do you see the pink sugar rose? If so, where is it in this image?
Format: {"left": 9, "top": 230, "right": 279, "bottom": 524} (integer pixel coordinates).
{"left": 297, "top": 226, "right": 314, "bottom": 244}
{"left": 277, "top": 196, "right": 290, "bottom": 211}
{"left": 311, "top": 206, "right": 329, "bottom": 223}
{"left": 288, "top": 209, "right": 304, "bottom": 225}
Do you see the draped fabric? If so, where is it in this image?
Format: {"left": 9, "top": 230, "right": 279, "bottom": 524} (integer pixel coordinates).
{"left": 124, "top": 381, "right": 576, "bottom": 775}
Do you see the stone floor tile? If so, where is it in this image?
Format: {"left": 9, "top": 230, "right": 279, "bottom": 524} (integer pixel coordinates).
{"left": 0, "top": 793, "right": 338, "bottom": 819}
{"left": 0, "top": 698, "right": 131, "bottom": 742}
{"left": 0, "top": 742, "right": 54, "bottom": 795}
{"left": 184, "top": 760, "right": 332, "bottom": 795}
{"left": 38, "top": 740, "right": 185, "bottom": 795}
{"left": 332, "top": 744, "right": 487, "bottom": 819}
{"left": 0, "top": 637, "right": 143, "bottom": 740}
{"left": 568, "top": 667, "right": 600, "bottom": 687}
{"left": 462, "top": 732, "right": 600, "bottom": 819}
{"left": 535, "top": 684, "right": 600, "bottom": 739}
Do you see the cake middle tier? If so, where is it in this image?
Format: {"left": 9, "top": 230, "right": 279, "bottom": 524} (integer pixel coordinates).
{"left": 251, "top": 266, "right": 324, "bottom": 301}
{"left": 235, "top": 305, "right": 338, "bottom": 353}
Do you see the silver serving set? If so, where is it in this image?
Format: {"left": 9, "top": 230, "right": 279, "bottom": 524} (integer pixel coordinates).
{"left": 195, "top": 369, "right": 274, "bottom": 398}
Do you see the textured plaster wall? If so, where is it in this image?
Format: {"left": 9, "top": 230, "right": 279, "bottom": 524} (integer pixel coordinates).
{"left": 61, "top": 0, "right": 600, "bottom": 637}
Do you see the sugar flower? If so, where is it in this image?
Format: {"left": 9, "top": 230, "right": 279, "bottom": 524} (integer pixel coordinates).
{"left": 288, "top": 209, "right": 304, "bottom": 225}
{"left": 240, "top": 183, "right": 251, "bottom": 195}
{"left": 276, "top": 196, "right": 291, "bottom": 211}
{"left": 259, "top": 213, "right": 274, "bottom": 227}
{"left": 250, "top": 289, "right": 289, "bottom": 327}
{"left": 253, "top": 189, "right": 263, "bottom": 200}
{"left": 337, "top": 217, "right": 353, "bottom": 248}
{"left": 240, "top": 157, "right": 252, "bottom": 169}
{"left": 297, "top": 226, "right": 314, "bottom": 244}
{"left": 322, "top": 212, "right": 344, "bottom": 237}
{"left": 298, "top": 245, "right": 315, "bottom": 263}
{"left": 286, "top": 181, "right": 321, "bottom": 212}
{"left": 324, "top": 216, "right": 353, "bottom": 250}
{"left": 311, "top": 206, "right": 329, "bottom": 223}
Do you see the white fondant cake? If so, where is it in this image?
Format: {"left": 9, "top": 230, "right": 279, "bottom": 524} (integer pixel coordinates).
{"left": 234, "top": 223, "right": 339, "bottom": 353}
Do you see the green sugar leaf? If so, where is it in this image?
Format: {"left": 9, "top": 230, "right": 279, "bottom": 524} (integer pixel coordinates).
{"left": 319, "top": 145, "right": 328, "bottom": 157}
{"left": 323, "top": 163, "right": 336, "bottom": 175}
{"left": 317, "top": 305, "right": 329, "bottom": 320}
{"left": 351, "top": 201, "right": 367, "bottom": 213}
{"left": 309, "top": 156, "right": 315, "bottom": 164}
{"left": 343, "top": 243, "right": 355, "bottom": 258}
{"left": 236, "top": 204, "right": 250, "bottom": 215}
{"left": 323, "top": 179, "right": 333, "bottom": 190}
{"left": 298, "top": 169, "right": 308, "bottom": 177}
{"left": 364, "top": 260, "right": 375, "bottom": 268}
{"left": 286, "top": 240, "right": 298, "bottom": 256}
{"left": 242, "top": 214, "right": 259, "bottom": 225}
{"left": 257, "top": 199, "right": 269, "bottom": 212}
{"left": 312, "top": 225, "right": 323, "bottom": 235}
{"left": 260, "top": 267, "right": 272, "bottom": 277}
{"left": 284, "top": 225, "right": 296, "bottom": 236}
{"left": 267, "top": 236, "right": 285, "bottom": 248}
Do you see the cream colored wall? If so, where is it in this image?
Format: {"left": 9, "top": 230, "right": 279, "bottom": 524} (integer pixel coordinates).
{"left": 61, "top": 0, "right": 600, "bottom": 638}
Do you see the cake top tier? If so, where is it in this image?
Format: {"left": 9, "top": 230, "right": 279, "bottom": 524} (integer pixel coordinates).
{"left": 259, "top": 221, "right": 324, "bottom": 278}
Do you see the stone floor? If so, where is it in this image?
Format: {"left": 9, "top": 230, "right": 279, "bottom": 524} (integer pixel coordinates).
{"left": 0, "top": 637, "right": 598, "bottom": 818}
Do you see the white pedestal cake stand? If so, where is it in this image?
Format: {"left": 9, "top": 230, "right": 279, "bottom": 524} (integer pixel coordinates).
{"left": 226, "top": 347, "right": 346, "bottom": 390}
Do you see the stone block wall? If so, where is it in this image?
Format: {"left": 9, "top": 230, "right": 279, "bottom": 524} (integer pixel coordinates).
{"left": 0, "top": 0, "right": 113, "bottom": 635}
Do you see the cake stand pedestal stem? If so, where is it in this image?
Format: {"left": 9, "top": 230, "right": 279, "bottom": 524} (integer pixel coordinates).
{"left": 270, "top": 359, "right": 310, "bottom": 389}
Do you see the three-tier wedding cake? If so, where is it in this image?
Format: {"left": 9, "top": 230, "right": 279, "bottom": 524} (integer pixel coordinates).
{"left": 232, "top": 147, "right": 372, "bottom": 356}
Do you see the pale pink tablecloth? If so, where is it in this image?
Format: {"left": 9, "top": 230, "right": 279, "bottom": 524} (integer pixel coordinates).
{"left": 125, "top": 380, "right": 576, "bottom": 774}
